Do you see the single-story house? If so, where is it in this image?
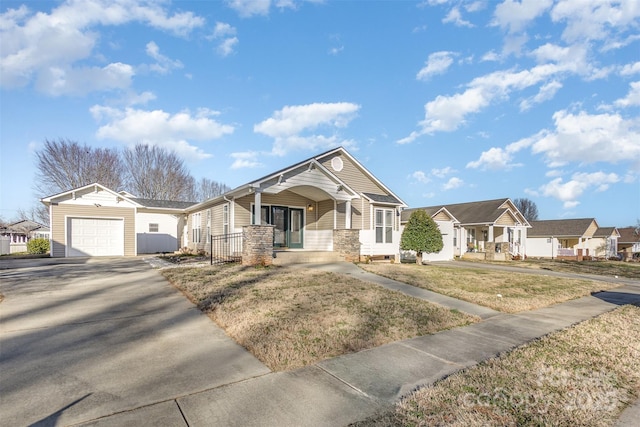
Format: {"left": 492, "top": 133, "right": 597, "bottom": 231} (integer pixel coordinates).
{"left": 617, "top": 227, "right": 640, "bottom": 261}
{"left": 527, "top": 218, "right": 611, "bottom": 260}
{"left": 590, "top": 227, "right": 620, "bottom": 259}
{"left": 41, "top": 184, "right": 193, "bottom": 257}
{"left": 401, "top": 198, "right": 530, "bottom": 262}
{"left": 0, "top": 219, "right": 50, "bottom": 254}
{"left": 41, "top": 147, "right": 407, "bottom": 261}
{"left": 184, "top": 146, "right": 407, "bottom": 262}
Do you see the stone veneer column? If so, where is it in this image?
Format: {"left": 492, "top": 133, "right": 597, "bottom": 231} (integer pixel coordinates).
{"left": 333, "top": 229, "right": 361, "bottom": 262}
{"left": 242, "top": 225, "right": 274, "bottom": 266}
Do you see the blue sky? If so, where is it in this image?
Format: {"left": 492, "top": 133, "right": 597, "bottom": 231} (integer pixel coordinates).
{"left": 1, "top": 0, "right": 639, "bottom": 227}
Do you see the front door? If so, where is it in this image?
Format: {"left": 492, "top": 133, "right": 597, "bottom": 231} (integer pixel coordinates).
{"left": 271, "top": 206, "right": 304, "bottom": 249}
{"left": 289, "top": 208, "right": 304, "bottom": 249}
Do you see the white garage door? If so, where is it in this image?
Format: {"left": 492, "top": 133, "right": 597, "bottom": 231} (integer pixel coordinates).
{"left": 68, "top": 218, "right": 124, "bottom": 257}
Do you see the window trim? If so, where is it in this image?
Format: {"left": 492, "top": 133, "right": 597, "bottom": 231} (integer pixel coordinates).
{"left": 206, "top": 210, "right": 211, "bottom": 243}
{"left": 375, "top": 208, "right": 394, "bottom": 244}
{"left": 192, "top": 212, "right": 201, "bottom": 244}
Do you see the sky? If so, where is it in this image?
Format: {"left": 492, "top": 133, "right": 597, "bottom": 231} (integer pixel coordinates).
{"left": 1, "top": 0, "right": 639, "bottom": 228}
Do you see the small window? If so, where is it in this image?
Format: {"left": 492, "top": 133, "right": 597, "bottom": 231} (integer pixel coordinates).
{"left": 149, "top": 223, "right": 159, "bottom": 233}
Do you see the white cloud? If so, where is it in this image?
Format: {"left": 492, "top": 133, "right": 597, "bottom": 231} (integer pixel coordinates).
{"left": 416, "top": 51, "right": 457, "bottom": 81}
{"left": 36, "top": 62, "right": 135, "bottom": 96}
{"left": 531, "top": 110, "right": 640, "bottom": 167}
{"left": 467, "top": 147, "right": 517, "bottom": 170}
{"left": 519, "top": 80, "right": 563, "bottom": 111}
{"left": 442, "top": 7, "right": 474, "bottom": 27}
{"left": 537, "top": 171, "right": 620, "bottom": 209}
{"left": 411, "top": 171, "right": 430, "bottom": 184}
{"left": 218, "top": 37, "right": 239, "bottom": 57}
{"left": 550, "top": 0, "right": 640, "bottom": 44}
{"left": 0, "top": 0, "right": 203, "bottom": 94}
{"left": 145, "top": 41, "right": 183, "bottom": 74}
{"left": 90, "top": 105, "right": 234, "bottom": 160}
{"left": 226, "top": 0, "right": 277, "bottom": 17}
{"left": 431, "top": 166, "right": 455, "bottom": 178}
{"left": 443, "top": 177, "right": 464, "bottom": 190}
{"left": 399, "top": 43, "right": 594, "bottom": 143}
{"left": 614, "top": 81, "right": 640, "bottom": 107}
{"left": 231, "top": 151, "right": 263, "bottom": 169}
{"left": 492, "top": 0, "right": 553, "bottom": 33}
{"left": 620, "top": 61, "right": 640, "bottom": 76}
{"left": 211, "top": 22, "right": 239, "bottom": 56}
{"left": 254, "top": 102, "right": 360, "bottom": 156}
{"left": 481, "top": 50, "right": 500, "bottom": 62}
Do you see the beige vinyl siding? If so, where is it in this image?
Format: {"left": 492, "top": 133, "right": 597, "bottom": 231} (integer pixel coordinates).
{"left": 51, "top": 204, "right": 135, "bottom": 257}
{"left": 495, "top": 211, "right": 517, "bottom": 226}
{"left": 319, "top": 152, "right": 388, "bottom": 195}
{"left": 316, "top": 200, "right": 334, "bottom": 230}
{"left": 336, "top": 200, "right": 346, "bottom": 229}
{"left": 187, "top": 210, "right": 208, "bottom": 252}
{"left": 433, "top": 211, "right": 451, "bottom": 221}
{"left": 585, "top": 220, "right": 598, "bottom": 238}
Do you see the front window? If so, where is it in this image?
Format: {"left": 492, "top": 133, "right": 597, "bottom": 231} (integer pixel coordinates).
{"left": 149, "top": 223, "right": 159, "bottom": 233}
{"left": 192, "top": 212, "right": 201, "bottom": 243}
{"left": 375, "top": 208, "right": 393, "bottom": 244}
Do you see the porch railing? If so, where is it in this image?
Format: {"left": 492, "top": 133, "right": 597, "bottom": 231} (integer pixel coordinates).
{"left": 210, "top": 232, "right": 243, "bottom": 265}
{"left": 557, "top": 248, "right": 575, "bottom": 257}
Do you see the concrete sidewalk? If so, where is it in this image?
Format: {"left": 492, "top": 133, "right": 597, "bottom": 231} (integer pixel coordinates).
{"left": 79, "top": 262, "right": 640, "bottom": 427}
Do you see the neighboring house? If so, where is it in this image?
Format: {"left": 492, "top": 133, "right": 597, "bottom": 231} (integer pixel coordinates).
{"left": 0, "top": 219, "right": 50, "bottom": 254}
{"left": 589, "top": 227, "right": 620, "bottom": 259}
{"left": 527, "top": 218, "right": 602, "bottom": 259}
{"left": 401, "top": 198, "right": 530, "bottom": 262}
{"left": 41, "top": 184, "right": 193, "bottom": 257}
{"left": 617, "top": 227, "right": 640, "bottom": 261}
{"left": 185, "top": 147, "right": 407, "bottom": 261}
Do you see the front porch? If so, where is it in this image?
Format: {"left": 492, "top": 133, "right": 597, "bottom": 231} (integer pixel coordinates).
{"left": 458, "top": 225, "right": 526, "bottom": 261}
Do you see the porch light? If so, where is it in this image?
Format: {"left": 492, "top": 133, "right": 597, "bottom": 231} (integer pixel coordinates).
{"left": 307, "top": 204, "right": 314, "bottom": 212}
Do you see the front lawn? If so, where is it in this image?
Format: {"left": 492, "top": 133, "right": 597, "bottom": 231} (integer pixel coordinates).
{"left": 162, "top": 264, "right": 477, "bottom": 371}
{"left": 355, "top": 305, "right": 640, "bottom": 426}
{"left": 360, "top": 263, "right": 619, "bottom": 313}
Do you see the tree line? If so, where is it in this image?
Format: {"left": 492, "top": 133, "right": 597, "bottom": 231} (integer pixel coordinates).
{"left": 35, "top": 139, "right": 230, "bottom": 202}
{"left": 6, "top": 139, "right": 230, "bottom": 226}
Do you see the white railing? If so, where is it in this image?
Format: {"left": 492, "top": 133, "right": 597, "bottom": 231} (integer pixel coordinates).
{"left": 557, "top": 248, "right": 575, "bottom": 256}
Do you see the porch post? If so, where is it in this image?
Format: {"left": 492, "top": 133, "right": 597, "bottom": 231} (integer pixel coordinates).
{"left": 488, "top": 225, "right": 494, "bottom": 242}
{"left": 254, "top": 190, "right": 262, "bottom": 225}
{"left": 345, "top": 199, "right": 352, "bottom": 229}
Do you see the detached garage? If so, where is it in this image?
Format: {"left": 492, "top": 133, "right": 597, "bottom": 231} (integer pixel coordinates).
{"left": 42, "top": 183, "right": 192, "bottom": 258}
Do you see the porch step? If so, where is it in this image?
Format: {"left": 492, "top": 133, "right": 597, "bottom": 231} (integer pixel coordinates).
{"left": 272, "top": 251, "right": 344, "bottom": 265}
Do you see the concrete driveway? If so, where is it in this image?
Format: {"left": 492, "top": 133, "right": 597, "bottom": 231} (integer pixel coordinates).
{"left": 0, "top": 257, "right": 270, "bottom": 426}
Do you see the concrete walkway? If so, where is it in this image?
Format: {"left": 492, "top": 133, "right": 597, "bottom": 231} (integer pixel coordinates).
{"left": 76, "top": 261, "right": 640, "bottom": 426}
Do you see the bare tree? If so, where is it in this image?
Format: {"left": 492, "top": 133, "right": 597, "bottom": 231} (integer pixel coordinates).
{"left": 513, "top": 198, "right": 539, "bottom": 221}
{"left": 16, "top": 205, "right": 50, "bottom": 226}
{"left": 123, "top": 144, "right": 195, "bottom": 201}
{"left": 195, "top": 177, "right": 231, "bottom": 202}
{"left": 34, "top": 139, "right": 124, "bottom": 196}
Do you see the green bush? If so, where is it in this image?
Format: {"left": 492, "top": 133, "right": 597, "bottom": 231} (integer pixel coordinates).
{"left": 27, "top": 238, "right": 50, "bottom": 254}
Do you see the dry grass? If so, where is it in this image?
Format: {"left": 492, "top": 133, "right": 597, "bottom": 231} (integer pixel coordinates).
{"left": 360, "top": 263, "right": 619, "bottom": 313}
{"left": 162, "top": 264, "right": 476, "bottom": 371}
{"left": 356, "top": 305, "right": 640, "bottom": 427}
{"left": 460, "top": 258, "right": 640, "bottom": 279}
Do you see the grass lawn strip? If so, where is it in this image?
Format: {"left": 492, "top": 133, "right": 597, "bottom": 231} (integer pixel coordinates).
{"left": 162, "top": 264, "right": 477, "bottom": 371}
{"left": 360, "top": 263, "right": 619, "bottom": 313}
{"left": 356, "top": 305, "right": 640, "bottom": 427}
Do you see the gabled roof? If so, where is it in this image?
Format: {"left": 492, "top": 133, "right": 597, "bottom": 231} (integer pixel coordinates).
{"left": 1, "top": 219, "right": 49, "bottom": 234}
{"left": 188, "top": 147, "right": 406, "bottom": 212}
{"left": 593, "top": 227, "right": 620, "bottom": 238}
{"left": 402, "top": 198, "right": 528, "bottom": 226}
{"left": 132, "top": 198, "right": 196, "bottom": 210}
{"left": 618, "top": 227, "right": 640, "bottom": 243}
{"left": 528, "top": 218, "right": 598, "bottom": 237}
{"left": 41, "top": 183, "right": 195, "bottom": 211}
